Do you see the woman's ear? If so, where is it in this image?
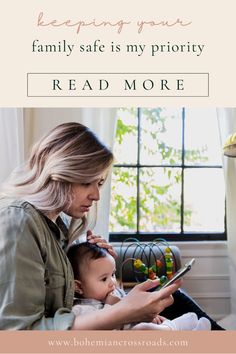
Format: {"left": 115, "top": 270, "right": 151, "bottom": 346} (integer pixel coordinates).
{"left": 74, "top": 280, "right": 83, "bottom": 295}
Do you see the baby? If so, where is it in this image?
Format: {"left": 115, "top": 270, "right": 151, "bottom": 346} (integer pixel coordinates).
{"left": 67, "top": 242, "right": 211, "bottom": 330}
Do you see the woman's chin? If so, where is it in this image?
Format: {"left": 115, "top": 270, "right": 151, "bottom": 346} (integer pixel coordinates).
{"left": 64, "top": 210, "right": 87, "bottom": 219}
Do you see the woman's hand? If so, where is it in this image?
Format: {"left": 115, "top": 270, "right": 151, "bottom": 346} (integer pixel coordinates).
{"left": 118, "top": 278, "right": 182, "bottom": 323}
{"left": 86, "top": 230, "right": 117, "bottom": 258}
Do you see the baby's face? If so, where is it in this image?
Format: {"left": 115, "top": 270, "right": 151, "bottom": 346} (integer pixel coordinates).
{"left": 79, "top": 254, "right": 117, "bottom": 302}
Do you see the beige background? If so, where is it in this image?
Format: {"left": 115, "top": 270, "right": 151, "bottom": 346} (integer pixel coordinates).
{"left": 0, "top": 1, "right": 236, "bottom": 353}
{"left": 0, "top": 0, "right": 235, "bottom": 106}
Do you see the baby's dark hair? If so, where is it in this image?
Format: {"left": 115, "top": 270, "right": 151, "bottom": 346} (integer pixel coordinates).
{"left": 67, "top": 241, "right": 109, "bottom": 281}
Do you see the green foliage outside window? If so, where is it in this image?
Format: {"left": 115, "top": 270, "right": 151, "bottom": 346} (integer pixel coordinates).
{"left": 110, "top": 108, "right": 224, "bottom": 236}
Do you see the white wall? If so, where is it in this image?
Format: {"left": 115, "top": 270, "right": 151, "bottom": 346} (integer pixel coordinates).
{"left": 172, "top": 241, "right": 230, "bottom": 322}
{"left": 24, "top": 108, "right": 85, "bottom": 154}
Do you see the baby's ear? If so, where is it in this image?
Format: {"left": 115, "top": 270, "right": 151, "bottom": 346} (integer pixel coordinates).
{"left": 74, "top": 280, "right": 83, "bottom": 295}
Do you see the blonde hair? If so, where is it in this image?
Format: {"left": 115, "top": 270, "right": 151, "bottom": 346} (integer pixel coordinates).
{"left": 1, "top": 122, "right": 113, "bottom": 238}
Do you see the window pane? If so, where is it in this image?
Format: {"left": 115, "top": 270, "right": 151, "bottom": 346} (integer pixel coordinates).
{"left": 110, "top": 167, "right": 137, "bottom": 232}
{"left": 185, "top": 108, "right": 222, "bottom": 166}
{"left": 140, "top": 108, "right": 182, "bottom": 165}
{"left": 110, "top": 107, "right": 226, "bottom": 241}
{"left": 184, "top": 169, "right": 225, "bottom": 232}
{"left": 113, "top": 108, "right": 138, "bottom": 164}
{"left": 140, "top": 167, "right": 181, "bottom": 232}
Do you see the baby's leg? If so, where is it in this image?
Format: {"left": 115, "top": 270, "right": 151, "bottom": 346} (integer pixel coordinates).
{"left": 193, "top": 317, "right": 211, "bottom": 331}
{"left": 171, "top": 312, "right": 199, "bottom": 330}
{"left": 131, "top": 313, "right": 211, "bottom": 331}
{"left": 146, "top": 313, "right": 198, "bottom": 330}
{"left": 131, "top": 322, "right": 164, "bottom": 330}
{"left": 132, "top": 313, "right": 198, "bottom": 330}
{"left": 160, "top": 313, "right": 211, "bottom": 330}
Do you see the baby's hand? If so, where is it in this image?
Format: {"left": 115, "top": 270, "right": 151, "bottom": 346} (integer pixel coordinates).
{"left": 152, "top": 315, "right": 166, "bottom": 324}
{"left": 105, "top": 291, "right": 122, "bottom": 305}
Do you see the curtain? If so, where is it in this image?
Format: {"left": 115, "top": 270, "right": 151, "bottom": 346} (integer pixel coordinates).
{"left": 217, "top": 108, "right": 236, "bottom": 328}
{"left": 24, "top": 108, "right": 117, "bottom": 239}
{"left": 78, "top": 108, "right": 117, "bottom": 239}
{"left": 0, "top": 108, "right": 24, "bottom": 183}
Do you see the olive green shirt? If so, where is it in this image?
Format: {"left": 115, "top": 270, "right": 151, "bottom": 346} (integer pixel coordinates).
{"left": 0, "top": 198, "right": 75, "bottom": 330}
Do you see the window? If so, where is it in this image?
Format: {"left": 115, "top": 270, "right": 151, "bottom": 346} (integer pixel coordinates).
{"left": 109, "top": 108, "right": 226, "bottom": 242}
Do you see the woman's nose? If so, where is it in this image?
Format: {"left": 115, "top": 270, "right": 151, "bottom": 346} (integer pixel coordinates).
{"left": 89, "top": 185, "right": 100, "bottom": 201}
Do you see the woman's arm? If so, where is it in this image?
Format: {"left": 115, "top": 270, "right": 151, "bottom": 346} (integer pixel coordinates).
{"left": 71, "top": 279, "right": 181, "bottom": 330}
{"left": 0, "top": 204, "right": 75, "bottom": 330}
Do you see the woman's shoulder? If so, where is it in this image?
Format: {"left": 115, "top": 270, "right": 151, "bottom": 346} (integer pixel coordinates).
{"left": 0, "top": 197, "right": 38, "bottom": 215}
{"left": 0, "top": 197, "right": 45, "bottom": 231}
{"left": 0, "top": 197, "right": 49, "bottom": 249}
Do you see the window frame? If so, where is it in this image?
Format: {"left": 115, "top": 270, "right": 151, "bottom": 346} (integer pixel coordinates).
{"left": 109, "top": 107, "right": 227, "bottom": 242}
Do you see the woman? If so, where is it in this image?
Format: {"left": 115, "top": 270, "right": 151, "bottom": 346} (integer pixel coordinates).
{"left": 0, "top": 122, "right": 179, "bottom": 330}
